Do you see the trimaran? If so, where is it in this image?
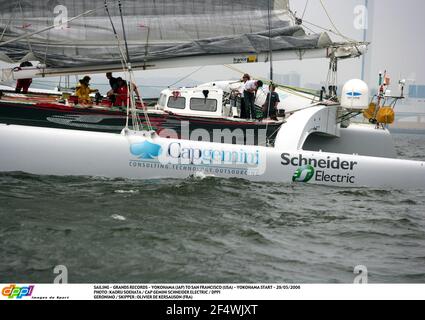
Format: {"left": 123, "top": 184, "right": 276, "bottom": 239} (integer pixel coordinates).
{"left": 0, "top": 0, "right": 424, "bottom": 189}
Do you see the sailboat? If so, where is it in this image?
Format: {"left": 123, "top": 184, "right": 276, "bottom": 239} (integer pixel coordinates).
{"left": 0, "top": 0, "right": 349, "bottom": 145}
{"left": 0, "top": 0, "right": 424, "bottom": 188}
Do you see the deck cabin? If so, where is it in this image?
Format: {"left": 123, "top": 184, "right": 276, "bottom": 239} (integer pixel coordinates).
{"left": 156, "top": 87, "right": 237, "bottom": 119}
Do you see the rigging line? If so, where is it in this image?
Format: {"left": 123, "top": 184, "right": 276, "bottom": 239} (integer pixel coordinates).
{"left": 0, "top": 2, "right": 19, "bottom": 42}
{"left": 301, "top": 0, "right": 309, "bottom": 19}
{"left": 265, "top": 0, "right": 274, "bottom": 138}
{"left": 104, "top": 0, "right": 131, "bottom": 129}
{"left": 266, "top": 123, "right": 284, "bottom": 144}
{"left": 318, "top": 0, "right": 355, "bottom": 43}
{"left": 17, "top": 0, "right": 33, "bottom": 54}
{"left": 104, "top": 1, "right": 127, "bottom": 66}
{"left": 118, "top": 0, "right": 131, "bottom": 65}
{"left": 168, "top": 66, "right": 204, "bottom": 88}
{"left": 223, "top": 64, "right": 317, "bottom": 100}
{"left": 287, "top": 4, "right": 358, "bottom": 43}
{"left": 302, "top": 23, "right": 318, "bottom": 35}
{"left": 104, "top": 1, "right": 149, "bottom": 131}
{"left": 117, "top": 0, "right": 150, "bottom": 131}
{"left": 225, "top": 64, "right": 318, "bottom": 98}
{"left": 106, "top": 19, "right": 137, "bottom": 131}
{"left": 43, "top": 37, "right": 49, "bottom": 65}
{"left": 301, "top": 19, "right": 357, "bottom": 42}
{"left": 224, "top": 65, "right": 319, "bottom": 109}
{"left": 268, "top": 0, "right": 273, "bottom": 82}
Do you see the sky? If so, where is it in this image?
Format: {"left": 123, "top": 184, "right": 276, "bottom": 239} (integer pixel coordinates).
{"left": 1, "top": 0, "right": 424, "bottom": 97}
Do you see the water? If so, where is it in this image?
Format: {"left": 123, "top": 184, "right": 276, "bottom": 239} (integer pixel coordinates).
{"left": 0, "top": 134, "right": 424, "bottom": 284}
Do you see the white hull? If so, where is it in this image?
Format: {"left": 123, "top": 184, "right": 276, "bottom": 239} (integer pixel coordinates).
{"left": 0, "top": 124, "right": 424, "bottom": 189}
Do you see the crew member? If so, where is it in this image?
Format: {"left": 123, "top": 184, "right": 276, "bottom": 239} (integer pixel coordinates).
{"left": 243, "top": 79, "right": 263, "bottom": 120}
{"left": 114, "top": 77, "right": 129, "bottom": 107}
{"left": 106, "top": 72, "right": 119, "bottom": 103}
{"left": 239, "top": 73, "right": 251, "bottom": 119}
{"left": 15, "top": 61, "right": 33, "bottom": 94}
{"left": 262, "top": 84, "right": 280, "bottom": 120}
{"left": 75, "top": 76, "right": 98, "bottom": 105}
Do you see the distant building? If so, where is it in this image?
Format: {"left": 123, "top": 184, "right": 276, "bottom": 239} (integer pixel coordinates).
{"left": 408, "top": 85, "right": 425, "bottom": 99}
{"left": 272, "top": 72, "right": 301, "bottom": 87}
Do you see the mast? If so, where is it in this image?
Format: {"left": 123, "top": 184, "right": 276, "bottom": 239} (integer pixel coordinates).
{"left": 268, "top": 0, "right": 274, "bottom": 82}
{"left": 361, "top": 0, "right": 373, "bottom": 83}
{"left": 360, "top": 0, "right": 368, "bottom": 81}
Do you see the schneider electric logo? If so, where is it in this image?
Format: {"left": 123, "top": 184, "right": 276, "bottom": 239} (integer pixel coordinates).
{"left": 282, "top": 153, "right": 358, "bottom": 184}
{"left": 292, "top": 165, "right": 315, "bottom": 183}
{"left": 2, "top": 284, "right": 34, "bottom": 299}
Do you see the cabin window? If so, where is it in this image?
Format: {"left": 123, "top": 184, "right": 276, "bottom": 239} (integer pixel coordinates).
{"left": 190, "top": 98, "right": 218, "bottom": 112}
{"left": 158, "top": 94, "right": 167, "bottom": 107}
{"left": 167, "top": 97, "right": 186, "bottom": 109}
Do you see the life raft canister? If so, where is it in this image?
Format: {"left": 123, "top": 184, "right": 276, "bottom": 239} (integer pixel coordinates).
{"left": 376, "top": 106, "right": 395, "bottom": 124}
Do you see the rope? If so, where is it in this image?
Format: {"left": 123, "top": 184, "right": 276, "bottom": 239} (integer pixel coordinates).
{"left": 0, "top": 2, "right": 18, "bottom": 43}
{"left": 168, "top": 66, "right": 204, "bottom": 88}
{"left": 301, "top": 0, "right": 309, "bottom": 19}
{"left": 223, "top": 64, "right": 318, "bottom": 100}
{"left": 318, "top": 0, "right": 357, "bottom": 43}
{"left": 265, "top": 0, "right": 274, "bottom": 141}
{"left": 287, "top": 2, "right": 358, "bottom": 44}
{"left": 104, "top": 0, "right": 131, "bottom": 128}
{"left": 17, "top": 0, "right": 33, "bottom": 54}
{"left": 105, "top": 0, "right": 151, "bottom": 132}
{"left": 302, "top": 19, "right": 357, "bottom": 43}
{"left": 118, "top": 0, "right": 131, "bottom": 65}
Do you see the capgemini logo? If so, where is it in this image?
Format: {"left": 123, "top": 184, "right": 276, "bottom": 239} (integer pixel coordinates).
{"left": 292, "top": 165, "right": 315, "bottom": 183}
{"left": 2, "top": 284, "right": 34, "bottom": 299}
{"left": 130, "top": 140, "right": 162, "bottom": 160}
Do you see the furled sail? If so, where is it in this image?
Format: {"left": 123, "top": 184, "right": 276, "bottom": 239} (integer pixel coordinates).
{"left": 0, "top": 0, "right": 365, "bottom": 78}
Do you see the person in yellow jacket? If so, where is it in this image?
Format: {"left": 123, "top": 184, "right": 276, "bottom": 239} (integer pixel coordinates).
{"left": 75, "top": 76, "right": 98, "bottom": 105}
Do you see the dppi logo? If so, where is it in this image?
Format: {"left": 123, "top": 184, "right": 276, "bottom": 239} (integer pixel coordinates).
{"left": 2, "top": 284, "right": 34, "bottom": 299}
{"left": 130, "top": 141, "right": 162, "bottom": 160}
{"left": 292, "top": 165, "right": 315, "bottom": 183}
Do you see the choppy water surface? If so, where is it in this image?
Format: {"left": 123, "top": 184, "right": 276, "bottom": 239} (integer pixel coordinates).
{"left": 0, "top": 134, "right": 424, "bottom": 283}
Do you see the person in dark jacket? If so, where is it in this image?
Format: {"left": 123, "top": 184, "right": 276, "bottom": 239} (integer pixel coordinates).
{"left": 15, "top": 61, "right": 33, "bottom": 94}
{"left": 106, "top": 72, "right": 120, "bottom": 103}
{"left": 262, "top": 84, "right": 280, "bottom": 120}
